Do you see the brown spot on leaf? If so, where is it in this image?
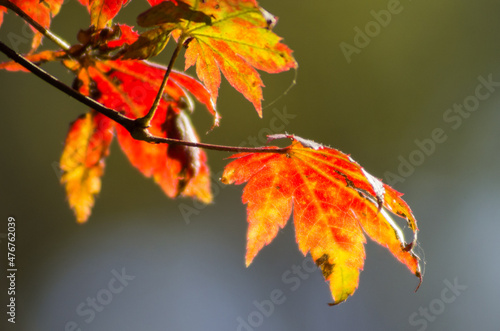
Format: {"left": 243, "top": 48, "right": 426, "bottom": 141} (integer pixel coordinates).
{"left": 183, "top": 37, "right": 194, "bottom": 48}
{"left": 315, "top": 254, "right": 334, "bottom": 279}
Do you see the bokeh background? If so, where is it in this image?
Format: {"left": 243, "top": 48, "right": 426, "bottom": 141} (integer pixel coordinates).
{"left": 1, "top": 0, "right": 500, "bottom": 330}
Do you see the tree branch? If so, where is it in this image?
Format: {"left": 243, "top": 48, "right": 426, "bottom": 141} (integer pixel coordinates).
{"left": 0, "top": 41, "right": 288, "bottom": 154}
{"left": 0, "top": 41, "right": 134, "bottom": 128}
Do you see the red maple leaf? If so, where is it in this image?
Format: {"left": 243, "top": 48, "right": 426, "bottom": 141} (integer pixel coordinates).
{"left": 222, "top": 134, "right": 422, "bottom": 304}
{"left": 60, "top": 53, "right": 215, "bottom": 221}
{"left": 77, "top": 0, "right": 129, "bottom": 29}
{"left": 0, "top": 23, "right": 217, "bottom": 222}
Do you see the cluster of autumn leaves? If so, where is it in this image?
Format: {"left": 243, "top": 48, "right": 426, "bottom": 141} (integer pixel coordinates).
{"left": 0, "top": 0, "right": 422, "bottom": 304}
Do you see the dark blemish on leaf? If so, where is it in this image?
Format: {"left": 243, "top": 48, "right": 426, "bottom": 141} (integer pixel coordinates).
{"left": 344, "top": 176, "right": 355, "bottom": 189}
{"left": 183, "top": 37, "right": 194, "bottom": 48}
{"left": 105, "top": 68, "right": 116, "bottom": 76}
{"left": 259, "top": 7, "right": 277, "bottom": 30}
{"left": 275, "top": 185, "right": 281, "bottom": 190}
{"left": 403, "top": 242, "right": 413, "bottom": 252}
{"left": 88, "top": 80, "right": 101, "bottom": 100}
{"left": 315, "top": 254, "right": 334, "bottom": 279}
{"left": 110, "top": 76, "right": 121, "bottom": 86}
{"left": 335, "top": 169, "right": 384, "bottom": 211}
{"left": 39, "top": 0, "right": 50, "bottom": 10}
{"left": 214, "top": 4, "right": 220, "bottom": 9}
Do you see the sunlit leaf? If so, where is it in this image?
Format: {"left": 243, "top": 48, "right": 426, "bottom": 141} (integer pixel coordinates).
{"left": 222, "top": 134, "right": 422, "bottom": 304}
{"left": 0, "top": 50, "right": 65, "bottom": 71}
{"left": 78, "top": 0, "right": 129, "bottom": 29}
{"left": 60, "top": 111, "right": 113, "bottom": 223}
{"left": 139, "top": 0, "right": 297, "bottom": 116}
{"left": 63, "top": 56, "right": 215, "bottom": 205}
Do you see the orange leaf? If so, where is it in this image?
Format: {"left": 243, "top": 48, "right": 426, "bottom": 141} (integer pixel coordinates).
{"left": 0, "top": 0, "right": 64, "bottom": 51}
{"left": 63, "top": 57, "right": 215, "bottom": 204}
{"left": 113, "top": 103, "right": 212, "bottom": 203}
{"left": 138, "top": 0, "right": 297, "bottom": 117}
{"left": 0, "top": 50, "right": 65, "bottom": 71}
{"left": 222, "top": 134, "right": 422, "bottom": 304}
{"left": 60, "top": 111, "right": 113, "bottom": 223}
{"left": 78, "top": 0, "right": 128, "bottom": 29}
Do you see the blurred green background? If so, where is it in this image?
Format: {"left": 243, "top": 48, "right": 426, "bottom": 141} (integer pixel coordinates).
{"left": 1, "top": 0, "right": 500, "bottom": 330}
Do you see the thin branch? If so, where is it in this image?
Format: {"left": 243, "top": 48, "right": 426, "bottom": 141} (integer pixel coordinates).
{"left": 136, "top": 35, "right": 186, "bottom": 128}
{"left": 138, "top": 130, "right": 288, "bottom": 154}
{"left": 0, "top": 0, "right": 70, "bottom": 51}
{"left": 0, "top": 42, "right": 288, "bottom": 154}
{"left": 0, "top": 41, "right": 134, "bottom": 128}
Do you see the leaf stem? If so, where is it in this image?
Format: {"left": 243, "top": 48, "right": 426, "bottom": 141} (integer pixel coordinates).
{"left": 135, "top": 35, "right": 186, "bottom": 128}
{"left": 0, "top": 0, "right": 71, "bottom": 51}
{"left": 0, "top": 41, "right": 288, "bottom": 155}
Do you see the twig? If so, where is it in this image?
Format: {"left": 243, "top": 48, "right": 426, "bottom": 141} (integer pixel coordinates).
{"left": 136, "top": 35, "right": 186, "bottom": 128}
{"left": 0, "top": 41, "right": 133, "bottom": 127}
{"left": 0, "top": 42, "right": 288, "bottom": 154}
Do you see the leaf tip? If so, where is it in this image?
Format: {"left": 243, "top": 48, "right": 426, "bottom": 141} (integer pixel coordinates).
{"left": 76, "top": 213, "right": 90, "bottom": 224}
{"left": 244, "top": 255, "right": 253, "bottom": 268}
{"left": 414, "top": 268, "right": 423, "bottom": 292}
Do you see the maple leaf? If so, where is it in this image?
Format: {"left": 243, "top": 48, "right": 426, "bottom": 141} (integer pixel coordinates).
{"left": 60, "top": 111, "right": 113, "bottom": 223}
{"left": 62, "top": 54, "right": 215, "bottom": 206}
{"left": 78, "top": 0, "right": 129, "bottom": 29}
{"left": 0, "top": 0, "right": 64, "bottom": 51}
{"left": 0, "top": 49, "right": 65, "bottom": 71}
{"left": 221, "top": 134, "right": 422, "bottom": 304}
{"left": 0, "top": 23, "right": 217, "bottom": 221}
{"left": 138, "top": 0, "right": 297, "bottom": 116}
